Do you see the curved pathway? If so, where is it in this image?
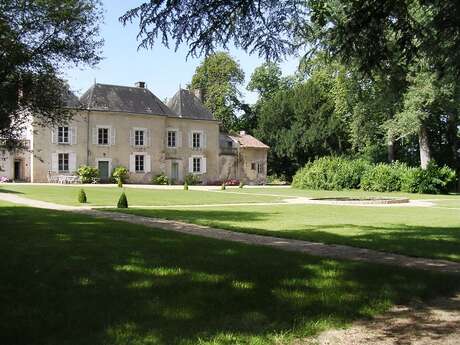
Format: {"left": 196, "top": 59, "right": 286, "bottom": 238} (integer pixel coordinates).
{"left": 1, "top": 192, "right": 460, "bottom": 274}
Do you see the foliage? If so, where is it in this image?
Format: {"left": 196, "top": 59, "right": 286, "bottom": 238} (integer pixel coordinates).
{"left": 117, "top": 192, "right": 128, "bottom": 208}
{"left": 1, "top": 0, "right": 102, "bottom": 141}
{"left": 266, "top": 174, "right": 288, "bottom": 185}
{"left": 78, "top": 189, "right": 87, "bottom": 203}
{"left": 221, "top": 183, "right": 226, "bottom": 190}
{"left": 117, "top": 179, "right": 123, "bottom": 188}
{"left": 184, "top": 173, "right": 200, "bottom": 185}
{"left": 292, "top": 157, "right": 371, "bottom": 191}
{"left": 361, "top": 162, "right": 408, "bottom": 192}
{"left": 151, "top": 173, "right": 169, "bottom": 185}
{"left": 239, "top": 181, "right": 244, "bottom": 188}
{"left": 183, "top": 182, "right": 189, "bottom": 191}
{"left": 401, "top": 163, "right": 457, "bottom": 194}
{"left": 190, "top": 52, "right": 244, "bottom": 130}
{"left": 112, "top": 166, "right": 129, "bottom": 184}
{"left": 77, "top": 166, "right": 99, "bottom": 184}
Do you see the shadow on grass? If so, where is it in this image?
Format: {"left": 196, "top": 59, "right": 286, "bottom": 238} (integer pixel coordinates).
{"left": 119, "top": 208, "right": 460, "bottom": 263}
{"left": 1, "top": 206, "right": 459, "bottom": 345}
{"left": 0, "top": 187, "right": 23, "bottom": 194}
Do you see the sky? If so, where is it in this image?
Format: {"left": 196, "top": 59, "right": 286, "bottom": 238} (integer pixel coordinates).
{"left": 63, "top": 0, "right": 300, "bottom": 105}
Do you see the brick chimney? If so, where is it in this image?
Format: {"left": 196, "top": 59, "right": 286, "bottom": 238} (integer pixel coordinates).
{"left": 135, "top": 81, "right": 146, "bottom": 88}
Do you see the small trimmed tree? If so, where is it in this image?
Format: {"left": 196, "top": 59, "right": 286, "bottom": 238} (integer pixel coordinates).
{"left": 184, "top": 181, "right": 189, "bottom": 190}
{"left": 239, "top": 181, "right": 244, "bottom": 189}
{"left": 78, "top": 189, "right": 87, "bottom": 203}
{"left": 221, "top": 182, "right": 226, "bottom": 190}
{"left": 117, "top": 192, "right": 128, "bottom": 208}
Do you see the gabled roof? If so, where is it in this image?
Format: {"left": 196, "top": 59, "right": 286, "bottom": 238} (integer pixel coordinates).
{"left": 228, "top": 131, "right": 269, "bottom": 149}
{"left": 79, "top": 83, "right": 174, "bottom": 116}
{"left": 167, "top": 89, "right": 215, "bottom": 121}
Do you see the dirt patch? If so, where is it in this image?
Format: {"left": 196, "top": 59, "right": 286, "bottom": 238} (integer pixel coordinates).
{"left": 301, "top": 294, "right": 460, "bottom": 345}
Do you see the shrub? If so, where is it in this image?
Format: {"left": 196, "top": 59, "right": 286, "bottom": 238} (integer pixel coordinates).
{"left": 152, "top": 173, "right": 169, "bottom": 185}
{"left": 117, "top": 192, "right": 128, "bottom": 208}
{"left": 292, "top": 156, "right": 371, "bottom": 190}
{"left": 221, "top": 182, "right": 226, "bottom": 190}
{"left": 77, "top": 166, "right": 99, "bottom": 184}
{"left": 267, "top": 174, "right": 287, "bottom": 185}
{"left": 401, "top": 162, "right": 456, "bottom": 194}
{"left": 112, "top": 166, "right": 129, "bottom": 185}
{"left": 183, "top": 181, "right": 189, "bottom": 190}
{"left": 239, "top": 181, "right": 244, "bottom": 188}
{"left": 78, "top": 189, "right": 87, "bottom": 203}
{"left": 361, "top": 162, "right": 408, "bottom": 192}
{"left": 185, "top": 173, "right": 199, "bottom": 185}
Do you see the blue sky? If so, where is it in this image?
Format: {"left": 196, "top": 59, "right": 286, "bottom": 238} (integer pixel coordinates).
{"left": 63, "top": 0, "right": 300, "bottom": 104}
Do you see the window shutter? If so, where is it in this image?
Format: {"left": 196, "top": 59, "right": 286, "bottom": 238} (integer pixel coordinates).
{"left": 145, "top": 154, "right": 151, "bottom": 173}
{"left": 129, "top": 154, "right": 135, "bottom": 172}
{"left": 71, "top": 127, "right": 77, "bottom": 145}
{"left": 177, "top": 131, "right": 182, "bottom": 147}
{"left": 51, "top": 129, "right": 57, "bottom": 144}
{"left": 147, "top": 129, "right": 151, "bottom": 147}
{"left": 110, "top": 128, "right": 116, "bottom": 146}
{"left": 92, "top": 128, "right": 97, "bottom": 144}
{"left": 189, "top": 132, "right": 193, "bottom": 148}
{"left": 69, "top": 152, "right": 77, "bottom": 172}
{"left": 188, "top": 157, "right": 193, "bottom": 173}
{"left": 129, "top": 129, "right": 133, "bottom": 146}
{"left": 203, "top": 133, "right": 207, "bottom": 148}
{"left": 202, "top": 157, "right": 207, "bottom": 173}
{"left": 51, "top": 153, "right": 58, "bottom": 172}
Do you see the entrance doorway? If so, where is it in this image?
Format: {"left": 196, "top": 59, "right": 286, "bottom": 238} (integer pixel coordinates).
{"left": 171, "top": 162, "right": 179, "bottom": 183}
{"left": 98, "top": 160, "right": 110, "bottom": 182}
{"left": 14, "top": 160, "right": 21, "bottom": 180}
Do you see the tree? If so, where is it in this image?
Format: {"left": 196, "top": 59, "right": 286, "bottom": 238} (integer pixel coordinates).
{"left": 190, "top": 52, "right": 244, "bottom": 130}
{"left": 247, "top": 62, "right": 283, "bottom": 98}
{"left": 1, "top": 0, "right": 102, "bottom": 140}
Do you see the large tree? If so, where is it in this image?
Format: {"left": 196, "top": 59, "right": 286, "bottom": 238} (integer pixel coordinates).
{"left": 1, "top": 0, "right": 102, "bottom": 141}
{"left": 190, "top": 52, "right": 244, "bottom": 131}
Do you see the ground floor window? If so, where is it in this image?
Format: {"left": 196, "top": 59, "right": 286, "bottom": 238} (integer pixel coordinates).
{"left": 193, "top": 157, "right": 201, "bottom": 173}
{"left": 135, "top": 154, "right": 145, "bottom": 172}
{"left": 257, "top": 163, "right": 264, "bottom": 173}
{"left": 58, "top": 153, "right": 69, "bottom": 172}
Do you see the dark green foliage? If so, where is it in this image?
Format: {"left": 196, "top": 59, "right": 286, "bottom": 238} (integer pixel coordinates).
{"left": 77, "top": 166, "right": 99, "bottom": 184}
{"left": 117, "top": 192, "right": 128, "bottom": 209}
{"left": 112, "top": 166, "right": 129, "bottom": 185}
{"left": 361, "top": 163, "right": 407, "bottom": 192}
{"left": 77, "top": 189, "right": 87, "bottom": 204}
{"left": 151, "top": 173, "right": 169, "bottom": 185}
{"left": 183, "top": 182, "right": 189, "bottom": 191}
{"left": 185, "top": 174, "right": 199, "bottom": 185}
{"left": 292, "top": 157, "right": 371, "bottom": 191}
{"left": 117, "top": 179, "right": 123, "bottom": 188}
{"left": 401, "top": 163, "right": 457, "bottom": 194}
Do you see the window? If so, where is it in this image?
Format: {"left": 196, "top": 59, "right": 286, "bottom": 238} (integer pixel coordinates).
{"left": 58, "top": 126, "right": 69, "bottom": 144}
{"left": 98, "top": 128, "right": 109, "bottom": 145}
{"left": 135, "top": 130, "right": 144, "bottom": 146}
{"left": 257, "top": 163, "right": 263, "bottom": 173}
{"left": 135, "top": 154, "right": 144, "bottom": 172}
{"left": 192, "top": 132, "right": 201, "bottom": 148}
{"left": 193, "top": 157, "right": 201, "bottom": 173}
{"left": 251, "top": 162, "right": 256, "bottom": 170}
{"left": 58, "top": 153, "right": 69, "bottom": 172}
{"left": 167, "top": 131, "right": 176, "bottom": 148}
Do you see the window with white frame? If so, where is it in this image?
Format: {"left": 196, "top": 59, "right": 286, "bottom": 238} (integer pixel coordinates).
{"left": 98, "top": 127, "right": 109, "bottom": 145}
{"left": 135, "top": 154, "right": 145, "bottom": 172}
{"left": 58, "top": 153, "right": 69, "bottom": 172}
{"left": 192, "top": 157, "right": 201, "bottom": 173}
{"left": 135, "top": 129, "right": 145, "bottom": 146}
{"left": 167, "top": 130, "right": 176, "bottom": 148}
{"left": 58, "top": 126, "right": 70, "bottom": 144}
{"left": 192, "top": 132, "right": 201, "bottom": 149}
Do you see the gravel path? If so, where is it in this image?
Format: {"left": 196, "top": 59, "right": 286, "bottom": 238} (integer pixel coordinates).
{"left": 1, "top": 192, "right": 460, "bottom": 274}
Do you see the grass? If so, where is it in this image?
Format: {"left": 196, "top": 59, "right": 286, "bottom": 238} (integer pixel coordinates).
{"left": 1, "top": 201, "right": 459, "bottom": 345}
{"left": 0, "top": 185, "right": 284, "bottom": 206}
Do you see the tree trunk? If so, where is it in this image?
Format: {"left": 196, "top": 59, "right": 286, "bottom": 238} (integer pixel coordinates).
{"left": 387, "top": 135, "right": 395, "bottom": 163}
{"left": 418, "top": 124, "right": 431, "bottom": 169}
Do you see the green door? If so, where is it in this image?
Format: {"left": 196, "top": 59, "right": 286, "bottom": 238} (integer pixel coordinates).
{"left": 98, "top": 161, "right": 109, "bottom": 181}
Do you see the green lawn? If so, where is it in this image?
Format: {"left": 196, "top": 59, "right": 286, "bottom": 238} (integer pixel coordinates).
{"left": 0, "top": 185, "right": 285, "bottom": 206}
{"left": 118, "top": 203, "right": 460, "bottom": 262}
{"left": 1, "top": 201, "right": 459, "bottom": 345}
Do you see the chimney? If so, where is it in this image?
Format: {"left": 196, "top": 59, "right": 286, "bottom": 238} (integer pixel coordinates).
{"left": 135, "top": 81, "right": 145, "bottom": 88}
{"left": 193, "top": 88, "right": 203, "bottom": 102}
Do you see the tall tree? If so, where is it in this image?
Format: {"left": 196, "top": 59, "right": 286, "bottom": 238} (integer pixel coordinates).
{"left": 190, "top": 52, "right": 244, "bottom": 131}
{"left": 1, "top": 0, "right": 102, "bottom": 140}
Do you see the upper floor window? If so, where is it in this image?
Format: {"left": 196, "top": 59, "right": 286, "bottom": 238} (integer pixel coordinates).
{"left": 192, "top": 132, "right": 201, "bottom": 149}
{"left": 135, "top": 130, "right": 144, "bottom": 146}
{"left": 58, "top": 126, "right": 69, "bottom": 144}
{"left": 135, "top": 154, "right": 144, "bottom": 172}
{"left": 167, "top": 131, "right": 176, "bottom": 148}
{"left": 98, "top": 128, "right": 109, "bottom": 145}
{"left": 58, "top": 153, "right": 69, "bottom": 172}
{"left": 192, "top": 157, "right": 201, "bottom": 173}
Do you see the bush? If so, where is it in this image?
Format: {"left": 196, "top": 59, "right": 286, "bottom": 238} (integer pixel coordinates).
{"left": 267, "top": 174, "right": 288, "bottom": 185}
{"left": 292, "top": 156, "right": 371, "bottom": 190}
{"left": 117, "top": 192, "right": 128, "bottom": 208}
{"left": 78, "top": 189, "right": 87, "bottom": 203}
{"left": 152, "top": 173, "right": 169, "bottom": 185}
{"left": 112, "top": 166, "right": 129, "bottom": 184}
{"left": 239, "top": 181, "right": 244, "bottom": 188}
{"left": 77, "top": 166, "right": 99, "bottom": 184}
{"left": 361, "top": 162, "right": 408, "bottom": 192}
{"left": 401, "top": 162, "right": 456, "bottom": 194}
{"left": 184, "top": 181, "right": 189, "bottom": 190}
{"left": 185, "top": 173, "right": 200, "bottom": 185}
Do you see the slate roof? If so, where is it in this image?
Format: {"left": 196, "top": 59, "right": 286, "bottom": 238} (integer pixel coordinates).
{"left": 62, "top": 88, "right": 81, "bottom": 108}
{"left": 79, "top": 83, "right": 174, "bottom": 116}
{"left": 167, "top": 89, "right": 215, "bottom": 121}
{"left": 228, "top": 132, "right": 269, "bottom": 149}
